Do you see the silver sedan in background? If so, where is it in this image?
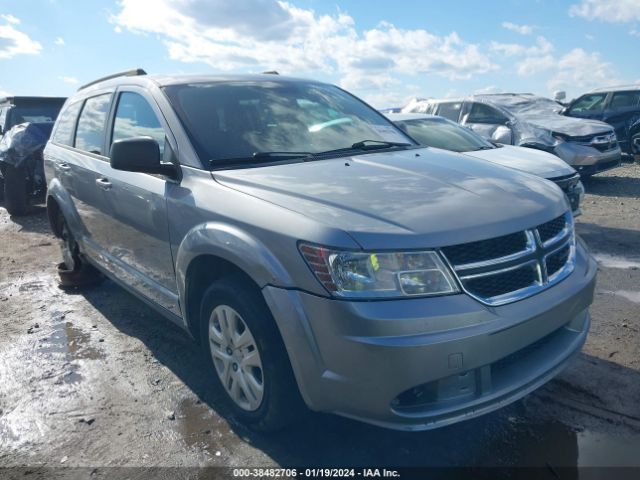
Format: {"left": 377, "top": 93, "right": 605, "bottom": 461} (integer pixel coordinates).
{"left": 386, "top": 113, "right": 585, "bottom": 215}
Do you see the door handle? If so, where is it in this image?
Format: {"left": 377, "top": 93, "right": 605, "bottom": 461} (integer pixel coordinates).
{"left": 56, "top": 162, "right": 71, "bottom": 171}
{"left": 95, "top": 177, "right": 112, "bottom": 190}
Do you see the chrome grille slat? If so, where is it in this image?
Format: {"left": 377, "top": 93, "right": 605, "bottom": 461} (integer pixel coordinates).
{"left": 440, "top": 212, "right": 576, "bottom": 306}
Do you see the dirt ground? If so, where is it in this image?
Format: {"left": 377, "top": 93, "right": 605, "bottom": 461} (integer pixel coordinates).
{"left": 0, "top": 162, "right": 639, "bottom": 475}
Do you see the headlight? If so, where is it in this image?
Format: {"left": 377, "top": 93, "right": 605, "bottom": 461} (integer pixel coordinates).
{"left": 299, "top": 244, "right": 459, "bottom": 299}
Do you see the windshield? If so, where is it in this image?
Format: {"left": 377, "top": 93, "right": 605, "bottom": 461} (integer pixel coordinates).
{"left": 489, "top": 96, "right": 563, "bottom": 116}
{"left": 162, "top": 81, "right": 414, "bottom": 166}
{"left": 396, "top": 118, "right": 494, "bottom": 152}
{"left": 8, "top": 103, "right": 64, "bottom": 127}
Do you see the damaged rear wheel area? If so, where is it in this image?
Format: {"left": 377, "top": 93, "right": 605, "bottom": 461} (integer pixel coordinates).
{"left": 51, "top": 205, "right": 103, "bottom": 288}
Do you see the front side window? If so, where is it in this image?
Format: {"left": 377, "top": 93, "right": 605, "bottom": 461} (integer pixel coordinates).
{"left": 569, "top": 93, "right": 607, "bottom": 114}
{"left": 398, "top": 118, "right": 494, "bottom": 152}
{"left": 162, "top": 81, "right": 413, "bottom": 167}
{"left": 466, "top": 103, "right": 508, "bottom": 124}
{"left": 74, "top": 94, "right": 112, "bottom": 155}
{"left": 436, "top": 102, "right": 462, "bottom": 122}
{"left": 609, "top": 91, "right": 640, "bottom": 110}
{"left": 52, "top": 102, "right": 82, "bottom": 146}
{"left": 112, "top": 92, "right": 165, "bottom": 156}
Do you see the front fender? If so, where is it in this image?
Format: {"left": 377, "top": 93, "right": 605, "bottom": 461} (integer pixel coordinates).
{"left": 175, "top": 222, "right": 293, "bottom": 310}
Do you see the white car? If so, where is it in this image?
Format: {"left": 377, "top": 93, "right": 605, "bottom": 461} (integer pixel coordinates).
{"left": 387, "top": 113, "right": 585, "bottom": 215}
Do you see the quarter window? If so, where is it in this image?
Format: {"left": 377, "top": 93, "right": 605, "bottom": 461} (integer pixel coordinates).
{"left": 112, "top": 92, "right": 166, "bottom": 156}
{"left": 74, "top": 94, "right": 112, "bottom": 155}
{"left": 52, "top": 102, "right": 82, "bottom": 146}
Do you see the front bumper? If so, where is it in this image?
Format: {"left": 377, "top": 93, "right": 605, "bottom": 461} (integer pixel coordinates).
{"left": 263, "top": 240, "right": 597, "bottom": 431}
{"left": 553, "top": 142, "right": 622, "bottom": 175}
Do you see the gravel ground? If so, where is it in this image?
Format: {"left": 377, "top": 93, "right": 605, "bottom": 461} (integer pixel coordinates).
{"left": 0, "top": 162, "right": 639, "bottom": 475}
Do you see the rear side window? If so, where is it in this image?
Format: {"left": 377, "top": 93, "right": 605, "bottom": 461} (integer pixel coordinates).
{"left": 609, "top": 91, "right": 640, "bottom": 110}
{"left": 436, "top": 102, "right": 462, "bottom": 121}
{"left": 112, "top": 92, "right": 166, "bottom": 156}
{"left": 52, "top": 102, "right": 82, "bottom": 146}
{"left": 74, "top": 94, "right": 112, "bottom": 155}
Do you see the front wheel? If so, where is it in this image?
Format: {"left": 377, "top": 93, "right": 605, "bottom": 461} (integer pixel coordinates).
{"left": 199, "top": 275, "right": 303, "bottom": 431}
{"left": 3, "top": 164, "right": 29, "bottom": 216}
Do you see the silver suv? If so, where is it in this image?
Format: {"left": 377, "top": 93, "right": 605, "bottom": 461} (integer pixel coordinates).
{"left": 44, "top": 70, "right": 597, "bottom": 431}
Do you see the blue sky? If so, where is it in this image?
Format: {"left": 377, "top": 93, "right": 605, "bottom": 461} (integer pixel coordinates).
{"left": 0, "top": 0, "right": 639, "bottom": 107}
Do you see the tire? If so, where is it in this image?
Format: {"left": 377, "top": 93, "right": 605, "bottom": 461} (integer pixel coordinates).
{"left": 199, "top": 274, "right": 303, "bottom": 431}
{"left": 56, "top": 212, "right": 102, "bottom": 288}
{"left": 632, "top": 132, "right": 640, "bottom": 158}
{"left": 3, "top": 164, "right": 29, "bottom": 216}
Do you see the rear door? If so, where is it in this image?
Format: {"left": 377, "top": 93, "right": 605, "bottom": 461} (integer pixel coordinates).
{"left": 601, "top": 91, "right": 640, "bottom": 153}
{"left": 97, "top": 87, "right": 179, "bottom": 315}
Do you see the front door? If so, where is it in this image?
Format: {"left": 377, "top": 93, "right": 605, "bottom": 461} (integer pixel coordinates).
{"left": 98, "top": 89, "right": 180, "bottom": 315}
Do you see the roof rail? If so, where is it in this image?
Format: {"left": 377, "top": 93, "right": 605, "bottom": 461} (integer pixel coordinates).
{"left": 78, "top": 68, "right": 147, "bottom": 91}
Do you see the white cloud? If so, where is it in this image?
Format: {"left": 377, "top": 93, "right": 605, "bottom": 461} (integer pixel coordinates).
{"left": 1, "top": 14, "right": 20, "bottom": 24}
{"left": 569, "top": 0, "right": 640, "bottom": 23}
{"left": 501, "top": 22, "right": 534, "bottom": 35}
{"left": 474, "top": 85, "right": 504, "bottom": 94}
{"left": 59, "top": 75, "right": 79, "bottom": 84}
{"left": 54, "top": 37, "right": 65, "bottom": 46}
{"left": 514, "top": 48, "right": 620, "bottom": 94}
{"left": 0, "top": 85, "right": 11, "bottom": 97}
{"left": 111, "top": 0, "right": 498, "bottom": 107}
{"left": 0, "top": 19, "right": 42, "bottom": 59}
{"left": 490, "top": 36, "right": 554, "bottom": 57}
{"left": 630, "top": 28, "right": 640, "bottom": 37}
{"left": 547, "top": 48, "right": 619, "bottom": 91}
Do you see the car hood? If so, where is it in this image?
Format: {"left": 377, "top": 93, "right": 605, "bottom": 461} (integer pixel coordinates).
{"left": 519, "top": 113, "right": 613, "bottom": 137}
{"left": 462, "top": 145, "right": 576, "bottom": 179}
{"left": 214, "top": 148, "right": 568, "bottom": 250}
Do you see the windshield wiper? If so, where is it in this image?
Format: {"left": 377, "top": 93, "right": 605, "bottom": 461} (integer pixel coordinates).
{"left": 209, "top": 151, "right": 313, "bottom": 169}
{"left": 314, "top": 139, "right": 413, "bottom": 157}
{"left": 350, "top": 139, "right": 412, "bottom": 150}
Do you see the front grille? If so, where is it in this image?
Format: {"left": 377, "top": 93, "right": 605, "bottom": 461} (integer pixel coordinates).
{"left": 550, "top": 173, "right": 580, "bottom": 193}
{"left": 546, "top": 244, "right": 571, "bottom": 277}
{"left": 569, "top": 131, "right": 618, "bottom": 152}
{"left": 440, "top": 231, "right": 528, "bottom": 266}
{"left": 441, "top": 212, "right": 575, "bottom": 306}
{"left": 537, "top": 215, "right": 566, "bottom": 244}
{"left": 464, "top": 263, "right": 538, "bottom": 298}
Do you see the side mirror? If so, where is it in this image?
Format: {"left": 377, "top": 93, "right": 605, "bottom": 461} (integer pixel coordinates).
{"left": 110, "top": 137, "right": 176, "bottom": 177}
{"left": 491, "top": 125, "right": 513, "bottom": 145}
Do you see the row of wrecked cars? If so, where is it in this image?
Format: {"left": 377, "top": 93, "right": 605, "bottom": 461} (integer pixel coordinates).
{"left": 0, "top": 85, "right": 637, "bottom": 217}
{"left": 382, "top": 88, "right": 640, "bottom": 215}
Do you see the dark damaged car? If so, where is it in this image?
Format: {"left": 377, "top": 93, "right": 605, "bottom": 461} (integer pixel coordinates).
{"left": 0, "top": 96, "right": 66, "bottom": 215}
{"left": 407, "top": 94, "right": 623, "bottom": 177}
{"left": 563, "top": 86, "right": 640, "bottom": 158}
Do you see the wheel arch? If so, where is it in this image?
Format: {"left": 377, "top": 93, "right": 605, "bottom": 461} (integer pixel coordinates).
{"left": 176, "top": 222, "right": 293, "bottom": 340}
